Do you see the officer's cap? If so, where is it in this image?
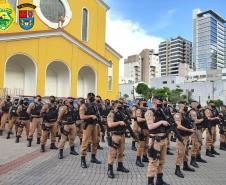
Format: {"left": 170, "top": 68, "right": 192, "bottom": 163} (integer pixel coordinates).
{"left": 191, "top": 100, "right": 198, "bottom": 103}
{"left": 179, "top": 101, "right": 187, "bottom": 105}
{"left": 138, "top": 98, "right": 146, "bottom": 102}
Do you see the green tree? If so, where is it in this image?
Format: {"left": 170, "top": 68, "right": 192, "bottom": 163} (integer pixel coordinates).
{"left": 123, "top": 94, "right": 129, "bottom": 99}
{"left": 152, "top": 87, "right": 170, "bottom": 100}
{"left": 135, "top": 83, "right": 150, "bottom": 99}
{"left": 214, "top": 99, "right": 223, "bottom": 107}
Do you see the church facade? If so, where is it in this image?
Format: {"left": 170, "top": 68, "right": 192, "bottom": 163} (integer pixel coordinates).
{"left": 0, "top": 0, "right": 122, "bottom": 99}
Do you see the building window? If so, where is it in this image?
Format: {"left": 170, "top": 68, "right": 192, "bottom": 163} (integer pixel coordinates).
{"left": 82, "top": 8, "right": 89, "bottom": 41}
{"left": 163, "top": 81, "right": 167, "bottom": 84}
{"left": 40, "top": 0, "right": 66, "bottom": 23}
{"left": 108, "top": 66, "right": 113, "bottom": 91}
{"left": 171, "top": 80, "right": 175, "bottom": 84}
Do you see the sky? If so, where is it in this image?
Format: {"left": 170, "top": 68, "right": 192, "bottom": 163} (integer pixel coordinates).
{"left": 104, "top": 0, "right": 226, "bottom": 76}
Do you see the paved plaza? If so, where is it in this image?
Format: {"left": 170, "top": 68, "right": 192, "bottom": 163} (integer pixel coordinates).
{"left": 0, "top": 133, "right": 226, "bottom": 185}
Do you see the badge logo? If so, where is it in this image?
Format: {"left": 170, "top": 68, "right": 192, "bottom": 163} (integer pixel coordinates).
{"left": 17, "top": 3, "right": 36, "bottom": 30}
{"left": 0, "top": 0, "right": 15, "bottom": 31}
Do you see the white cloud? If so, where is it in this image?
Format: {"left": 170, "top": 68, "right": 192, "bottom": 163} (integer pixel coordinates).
{"left": 106, "top": 13, "right": 163, "bottom": 76}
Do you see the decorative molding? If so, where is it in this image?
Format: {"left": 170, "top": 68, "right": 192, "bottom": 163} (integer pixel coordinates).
{"left": 0, "top": 29, "right": 112, "bottom": 67}
{"left": 105, "top": 43, "right": 123, "bottom": 59}
{"left": 96, "top": 0, "right": 110, "bottom": 11}
{"left": 33, "top": 0, "right": 72, "bottom": 29}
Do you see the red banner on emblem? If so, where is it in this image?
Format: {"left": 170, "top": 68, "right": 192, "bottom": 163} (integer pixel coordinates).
{"left": 19, "top": 10, "right": 27, "bottom": 18}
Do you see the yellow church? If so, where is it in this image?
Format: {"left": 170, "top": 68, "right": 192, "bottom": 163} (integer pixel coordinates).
{"left": 0, "top": 0, "right": 122, "bottom": 99}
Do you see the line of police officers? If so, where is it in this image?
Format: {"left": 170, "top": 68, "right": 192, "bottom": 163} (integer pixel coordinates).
{"left": 0, "top": 94, "right": 226, "bottom": 185}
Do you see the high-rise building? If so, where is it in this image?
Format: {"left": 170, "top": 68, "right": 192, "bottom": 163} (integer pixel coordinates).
{"left": 193, "top": 9, "right": 226, "bottom": 70}
{"left": 159, "top": 36, "right": 193, "bottom": 76}
{"left": 123, "top": 49, "right": 160, "bottom": 84}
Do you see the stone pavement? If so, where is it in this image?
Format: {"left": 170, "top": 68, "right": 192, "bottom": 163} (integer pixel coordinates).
{"left": 0, "top": 132, "right": 226, "bottom": 185}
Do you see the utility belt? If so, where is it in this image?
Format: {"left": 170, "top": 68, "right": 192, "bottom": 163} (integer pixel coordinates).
{"left": 62, "top": 122, "right": 75, "bottom": 125}
{"left": 20, "top": 117, "right": 30, "bottom": 121}
{"left": 44, "top": 119, "right": 57, "bottom": 123}
{"left": 111, "top": 131, "right": 125, "bottom": 136}
{"left": 149, "top": 133, "right": 167, "bottom": 141}
{"left": 31, "top": 115, "right": 41, "bottom": 118}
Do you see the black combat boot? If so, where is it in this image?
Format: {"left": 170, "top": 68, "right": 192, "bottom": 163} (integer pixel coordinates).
{"left": 175, "top": 165, "right": 184, "bottom": 178}
{"left": 183, "top": 161, "right": 195, "bottom": 172}
{"left": 40, "top": 144, "right": 45, "bottom": 152}
{"left": 50, "top": 143, "right": 58, "bottom": 150}
{"left": 87, "top": 144, "right": 91, "bottom": 152}
{"left": 0, "top": 130, "right": 3, "bottom": 136}
{"left": 148, "top": 177, "right": 154, "bottom": 185}
{"left": 196, "top": 154, "right": 207, "bottom": 163}
{"left": 117, "top": 162, "right": 129, "bottom": 173}
{"left": 6, "top": 132, "right": 11, "bottom": 139}
{"left": 156, "top": 173, "right": 170, "bottom": 185}
{"left": 27, "top": 138, "right": 32, "bottom": 147}
{"left": 131, "top": 141, "right": 137, "bottom": 151}
{"left": 15, "top": 136, "right": 20, "bottom": 143}
{"left": 190, "top": 156, "right": 199, "bottom": 168}
{"left": 211, "top": 147, "right": 220, "bottom": 155}
{"left": 206, "top": 149, "right": 215, "bottom": 157}
{"left": 58, "top": 149, "right": 63, "bottom": 159}
{"left": 90, "top": 154, "right": 101, "bottom": 164}
{"left": 136, "top": 156, "right": 145, "bottom": 167}
{"left": 97, "top": 143, "right": 103, "bottom": 150}
{"left": 81, "top": 156, "right": 87, "bottom": 168}
{"left": 167, "top": 148, "right": 174, "bottom": 155}
{"left": 142, "top": 155, "right": 149, "bottom": 163}
{"left": 36, "top": 138, "right": 40, "bottom": 144}
{"left": 219, "top": 142, "right": 226, "bottom": 151}
{"left": 107, "top": 164, "right": 115, "bottom": 178}
{"left": 70, "top": 146, "right": 79, "bottom": 155}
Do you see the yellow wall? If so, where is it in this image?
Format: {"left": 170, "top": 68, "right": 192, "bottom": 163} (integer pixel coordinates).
{"left": 0, "top": 0, "right": 120, "bottom": 99}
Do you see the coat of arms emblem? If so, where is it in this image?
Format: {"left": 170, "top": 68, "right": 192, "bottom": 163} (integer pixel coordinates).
{"left": 19, "top": 9, "right": 34, "bottom": 30}
{"left": 0, "top": 0, "right": 15, "bottom": 31}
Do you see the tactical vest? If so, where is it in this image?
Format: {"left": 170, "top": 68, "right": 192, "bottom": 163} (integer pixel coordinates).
{"left": 194, "top": 109, "right": 203, "bottom": 129}
{"left": 10, "top": 106, "right": 18, "bottom": 117}
{"left": 149, "top": 108, "right": 167, "bottom": 134}
{"left": 19, "top": 105, "right": 30, "bottom": 120}
{"left": 31, "top": 103, "right": 43, "bottom": 117}
{"left": 84, "top": 103, "right": 97, "bottom": 125}
{"left": 179, "top": 113, "right": 192, "bottom": 136}
{"left": 2, "top": 101, "right": 12, "bottom": 113}
{"left": 137, "top": 107, "right": 148, "bottom": 129}
{"left": 108, "top": 111, "right": 125, "bottom": 133}
{"left": 63, "top": 105, "right": 77, "bottom": 123}
{"left": 43, "top": 104, "right": 58, "bottom": 122}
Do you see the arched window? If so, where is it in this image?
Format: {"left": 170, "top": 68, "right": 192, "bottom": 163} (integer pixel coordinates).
{"left": 82, "top": 8, "right": 89, "bottom": 41}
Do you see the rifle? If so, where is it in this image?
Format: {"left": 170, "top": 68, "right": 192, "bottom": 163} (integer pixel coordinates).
{"left": 157, "top": 108, "right": 184, "bottom": 143}
{"left": 117, "top": 109, "right": 138, "bottom": 141}
{"left": 94, "top": 105, "right": 106, "bottom": 134}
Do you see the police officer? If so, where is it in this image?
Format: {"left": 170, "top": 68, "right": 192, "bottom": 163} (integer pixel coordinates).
{"left": 174, "top": 101, "right": 195, "bottom": 178}
{"left": 0, "top": 95, "right": 12, "bottom": 136}
{"left": 40, "top": 96, "right": 58, "bottom": 152}
{"left": 131, "top": 104, "right": 138, "bottom": 151}
{"left": 80, "top": 93, "right": 101, "bottom": 168}
{"left": 6, "top": 98, "right": 20, "bottom": 139}
{"left": 145, "top": 96, "right": 169, "bottom": 185}
{"left": 27, "top": 95, "right": 43, "bottom": 147}
{"left": 135, "top": 98, "right": 149, "bottom": 168}
{"left": 107, "top": 100, "right": 129, "bottom": 178}
{"left": 57, "top": 97, "right": 79, "bottom": 159}
{"left": 189, "top": 100, "right": 207, "bottom": 167}
{"left": 205, "top": 102, "right": 220, "bottom": 157}
{"left": 16, "top": 98, "right": 30, "bottom": 143}
{"left": 219, "top": 105, "right": 226, "bottom": 151}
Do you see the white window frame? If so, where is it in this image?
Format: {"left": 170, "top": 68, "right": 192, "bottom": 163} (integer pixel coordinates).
{"left": 33, "top": 0, "right": 72, "bottom": 29}
{"left": 81, "top": 7, "right": 89, "bottom": 42}
{"left": 108, "top": 65, "right": 113, "bottom": 91}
